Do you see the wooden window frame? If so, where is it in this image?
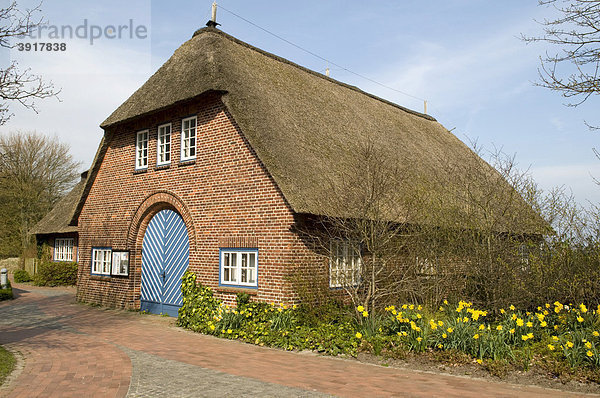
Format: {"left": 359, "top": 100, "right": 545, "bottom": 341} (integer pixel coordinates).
{"left": 135, "top": 129, "right": 149, "bottom": 170}
{"left": 180, "top": 116, "right": 197, "bottom": 161}
{"left": 91, "top": 247, "right": 112, "bottom": 276}
{"left": 54, "top": 238, "right": 74, "bottom": 262}
{"left": 157, "top": 123, "right": 171, "bottom": 166}
{"left": 219, "top": 248, "right": 258, "bottom": 288}
{"left": 329, "top": 240, "right": 361, "bottom": 288}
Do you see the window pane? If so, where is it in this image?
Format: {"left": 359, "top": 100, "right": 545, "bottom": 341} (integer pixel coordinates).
{"left": 241, "top": 268, "right": 247, "bottom": 283}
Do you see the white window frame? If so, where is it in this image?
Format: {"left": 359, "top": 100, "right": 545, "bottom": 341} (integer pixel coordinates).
{"left": 220, "top": 249, "right": 258, "bottom": 288}
{"left": 91, "top": 248, "right": 112, "bottom": 276}
{"left": 54, "top": 238, "right": 74, "bottom": 262}
{"left": 157, "top": 123, "right": 172, "bottom": 166}
{"left": 180, "top": 116, "right": 197, "bottom": 161}
{"left": 135, "top": 129, "right": 149, "bottom": 170}
{"left": 329, "top": 240, "right": 361, "bottom": 288}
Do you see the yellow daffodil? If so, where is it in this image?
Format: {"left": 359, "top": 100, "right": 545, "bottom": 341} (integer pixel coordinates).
{"left": 547, "top": 344, "right": 555, "bottom": 351}
{"left": 417, "top": 337, "right": 422, "bottom": 342}
{"left": 540, "top": 321, "right": 547, "bottom": 327}
{"left": 355, "top": 332, "right": 362, "bottom": 339}
{"left": 526, "top": 321, "right": 533, "bottom": 328}
{"left": 476, "top": 359, "right": 483, "bottom": 364}
{"left": 580, "top": 303, "right": 588, "bottom": 313}
{"left": 577, "top": 316, "right": 584, "bottom": 323}
{"left": 593, "top": 331, "right": 599, "bottom": 337}
{"left": 509, "top": 328, "right": 515, "bottom": 334}
{"left": 447, "top": 327, "right": 454, "bottom": 333}
{"left": 442, "top": 333, "right": 447, "bottom": 339}
{"left": 516, "top": 318, "right": 524, "bottom": 327}
{"left": 496, "top": 325, "right": 503, "bottom": 331}
{"left": 585, "top": 341, "right": 592, "bottom": 349}
{"left": 357, "top": 305, "right": 365, "bottom": 312}
{"left": 473, "top": 334, "right": 480, "bottom": 340}
{"left": 509, "top": 305, "right": 515, "bottom": 310}
{"left": 362, "top": 311, "right": 369, "bottom": 317}
{"left": 587, "top": 350, "right": 594, "bottom": 357}
{"left": 479, "top": 324, "right": 485, "bottom": 331}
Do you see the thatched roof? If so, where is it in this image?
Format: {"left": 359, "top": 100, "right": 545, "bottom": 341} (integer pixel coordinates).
{"left": 96, "top": 27, "right": 545, "bottom": 234}
{"left": 31, "top": 171, "right": 88, "bottom": 235}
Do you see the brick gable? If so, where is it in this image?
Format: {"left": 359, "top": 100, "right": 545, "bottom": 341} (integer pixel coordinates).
{"left": 77, "top": 93, "right": 321, "bottom": 309}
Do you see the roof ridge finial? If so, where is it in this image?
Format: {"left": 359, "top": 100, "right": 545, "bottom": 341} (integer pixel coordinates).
{"left": 206, "top": 1, "right": 220, "bottom": 28}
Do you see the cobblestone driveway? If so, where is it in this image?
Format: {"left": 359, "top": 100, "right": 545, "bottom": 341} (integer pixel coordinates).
{"left": 0, "top": 283, "right": 592, "bottom": 397}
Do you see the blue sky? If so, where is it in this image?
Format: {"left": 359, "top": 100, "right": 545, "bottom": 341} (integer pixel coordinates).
{"left": 2, "top": 1, "right": 599, "bottom": 206}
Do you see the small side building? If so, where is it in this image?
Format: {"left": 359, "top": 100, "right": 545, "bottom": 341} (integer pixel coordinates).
{"left": 30, "top": 171, "right": 88, "bottom": 265}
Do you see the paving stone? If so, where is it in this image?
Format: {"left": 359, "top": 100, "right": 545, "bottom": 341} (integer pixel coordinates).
{"left": 0, "top": 283, "right": 594, "bottom": 397}
{"left": 122, "top": 346, "right": 326, "bottom": 397}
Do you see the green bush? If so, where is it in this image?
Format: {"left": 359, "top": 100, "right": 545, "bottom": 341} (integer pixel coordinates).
{"left": 0, "top": 281, "right": 13, "bottom": 301}
{"left": 13, "top": 269, "right": 32, "bottom": 283}
{"left": 33, "top": 261, "right": 77, "bottom": 286}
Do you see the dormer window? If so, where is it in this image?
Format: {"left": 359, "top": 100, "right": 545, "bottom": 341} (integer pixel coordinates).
{"left": 157, "top": 123, "right": 171, "bottom": 166}
{"left": 181, "top": 116, "right": 197, "bottom": 161}
{"left": 135, "top": 130, "right": 149, "bottom": 170}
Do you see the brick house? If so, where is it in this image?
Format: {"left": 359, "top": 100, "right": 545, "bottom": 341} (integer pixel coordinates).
{"left": 30, "top": 171, "right": 88, "bottom": 265}
{"left": 73, "top": 27, "right": 542, "bottom": 315}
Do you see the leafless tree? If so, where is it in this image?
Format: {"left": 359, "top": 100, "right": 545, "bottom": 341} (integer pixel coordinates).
{"left": 0, "top": 131, "right": 80, "bottom": 257}
{"left": 0, "top": 2, "right": 58, "bottom": 125}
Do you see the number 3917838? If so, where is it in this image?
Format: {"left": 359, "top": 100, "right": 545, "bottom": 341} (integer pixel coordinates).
{"left": 17, "top": 42, "right": 67, "bottom": 51}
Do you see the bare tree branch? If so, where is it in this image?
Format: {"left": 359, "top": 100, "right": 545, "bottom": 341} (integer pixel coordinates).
{"left": 0, "top": 1, "right": 58, "bottom": 125}
{"left": 522, "top": 0, "right": 599, "bottom": 127}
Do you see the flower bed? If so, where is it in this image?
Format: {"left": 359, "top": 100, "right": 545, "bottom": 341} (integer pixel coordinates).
{"left": 177, "top": 271, "right": 600, "bottom": 380}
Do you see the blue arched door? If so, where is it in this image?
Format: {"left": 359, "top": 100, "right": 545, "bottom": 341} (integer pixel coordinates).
{"left": 141, "top": 209, "right": 189, "bottom": 316}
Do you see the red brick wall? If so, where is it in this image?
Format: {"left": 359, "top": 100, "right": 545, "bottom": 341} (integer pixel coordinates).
{"left": 77, "top": 93, "right": 323, "bottom": 309}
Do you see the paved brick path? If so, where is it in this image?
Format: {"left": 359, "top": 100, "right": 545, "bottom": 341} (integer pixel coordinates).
{"left": 0, "top": 283, "right": 596, "bottom": 397}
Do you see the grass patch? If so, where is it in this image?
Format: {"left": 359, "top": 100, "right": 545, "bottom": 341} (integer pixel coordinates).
{"left": 0, "top": 346, "right": 16, "bottom": 386}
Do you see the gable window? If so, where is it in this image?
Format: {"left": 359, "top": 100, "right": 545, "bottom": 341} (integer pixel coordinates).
{"left": 54, "top": 238, "right": 74, "bottom": 262}
{"left": 181, "top": 116, "right": 197, "bottom": 161}
{"left": 329, "top": 240, "right": 361, "bottom": 288}
{"left": 135, "top": 130, "right": 149, "bottom": 170}
{"left": 91, "top": 247, "right": 112, "bottom": 276}
{"left": 220, "top": 249, "right": 258, "bottom": 288}
{"left": 157, "top": 123, "right": 171, "bottom": 166}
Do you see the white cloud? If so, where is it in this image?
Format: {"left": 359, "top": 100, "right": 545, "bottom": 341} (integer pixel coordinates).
{"left": 0, "top": 38, "right": 153, "bottom": 169}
